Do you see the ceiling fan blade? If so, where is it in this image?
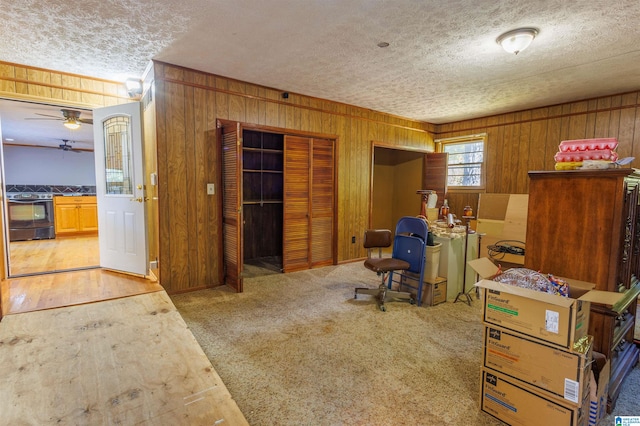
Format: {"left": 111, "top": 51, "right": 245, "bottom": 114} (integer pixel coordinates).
{"left": 78, "top": 118, "right": 93, "bottom": 125}
{"left": 25, "top": 117, "right": 63, "bottom": 121}
{"left": 35, "top": 113, "right": 63, "bottom": 119}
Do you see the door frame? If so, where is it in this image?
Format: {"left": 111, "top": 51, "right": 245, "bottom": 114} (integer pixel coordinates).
{"left": 0, "top": 98, "right": 100, "bottom": 278}
{"left": 217, "top": 119, "right": 339, "bottom": 287}
{"left": 369, "top": 142, "right": 438, "bottom": 229}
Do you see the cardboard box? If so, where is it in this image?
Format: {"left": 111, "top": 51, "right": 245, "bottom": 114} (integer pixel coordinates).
{"left": 475, "top": 278, "right": 591, "bottom": 348}
{"left": 469, "top": 257, "right": 613, "bottom": 349}
{"left": 399, "top": 273, "right": 446, "bottom": 306}
{"left": 477, "top": 193, "right": 529, "bottom": 266}
{"left": 483, "top": 326, "right": 592, "bottom": 405}
{"left": 588, "top": 358, "right": 610, "bottom": 426}
{"left": 481, "top": 368, "right": 589, "bottom": 426}
{"left": 422, "top": 277, "right": 447, "bottom": 306}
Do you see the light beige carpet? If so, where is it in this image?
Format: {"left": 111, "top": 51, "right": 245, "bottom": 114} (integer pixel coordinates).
{"left": 172, "top": 262, "right": 640, "bottom": 426}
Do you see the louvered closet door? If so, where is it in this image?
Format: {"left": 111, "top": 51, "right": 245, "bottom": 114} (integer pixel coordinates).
{"left": 219, "top": 122, "right": 243, "bottom": 292}
{"left": 310, "top": 138, "right": 334, "bottom": 266}
{"left": 283, "top": 136, "right": 311, "bottom": 272}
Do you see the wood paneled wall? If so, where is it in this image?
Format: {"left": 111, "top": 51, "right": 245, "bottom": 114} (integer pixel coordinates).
{"left": 150, "top": 61, "right": 435, "bottom": 293}
{"left": 0, "top": 61, "right": 132, "bottom": 285}
{"left": 5, "top": 59, "right": 638, "bottom": 296}
{"left": 0, "top": 61, "right": 130, "bottom": 106}
{"left": 436, "top": 91, "right": 640, "bottom": 217}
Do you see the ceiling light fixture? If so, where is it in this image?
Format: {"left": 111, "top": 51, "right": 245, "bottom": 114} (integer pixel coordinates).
{"left": 496, "top": 28, "right": 538, "bottom": 55}
{"left": 125, "top": 78, "right": 143, "bottom": 97}
{"left": 63, "top": 119, "right": 81, "bottom": 130}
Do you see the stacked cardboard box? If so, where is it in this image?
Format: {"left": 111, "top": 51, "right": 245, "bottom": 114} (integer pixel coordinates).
{"left": 398, "top": 273, "right": 447, "bottom": 306}
{"left": 469, "top": 258, "right": 613, "bottom": 426}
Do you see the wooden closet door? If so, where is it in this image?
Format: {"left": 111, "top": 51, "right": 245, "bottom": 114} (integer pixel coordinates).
{"left": 219, "top": 122, "right": 243, "bottom": 292}
{"left": 423, "top": 153, "right": 448, "bottom": 210}
{"left": 283, "top": 136, "right": 311, "bottom": 272}
{"left": 311, "top": 138, "right": 334, "bottom": 267}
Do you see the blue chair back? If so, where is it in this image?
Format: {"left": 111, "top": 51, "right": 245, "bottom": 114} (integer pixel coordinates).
{"left": 392, "top": 234, "right": 426, "bottom": 274}
{"left": 395, "top": 216, "right": 429, "bottom": 241}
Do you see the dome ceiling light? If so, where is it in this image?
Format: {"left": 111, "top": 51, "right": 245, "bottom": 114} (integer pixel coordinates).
{"left": 496, "top": 28, "right": 539, "bottom": 55}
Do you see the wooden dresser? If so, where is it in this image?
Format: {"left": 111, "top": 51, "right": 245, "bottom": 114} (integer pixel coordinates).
{"left": 525, "top": 168, "right": 640, "bottom": 413}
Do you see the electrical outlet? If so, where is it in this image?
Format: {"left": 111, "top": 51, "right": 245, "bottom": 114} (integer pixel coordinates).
{"left": 207, "top": 183, "right": 215, "bottom": 195}
{"left": 351, "top": 236, "right": 356, "bottom": 243}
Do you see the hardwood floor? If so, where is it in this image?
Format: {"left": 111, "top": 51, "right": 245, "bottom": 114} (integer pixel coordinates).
{"left": 3, "top": 234, "right": 159, "bottom": 316}
{"left": 1, "top": 268, "right": 163, "bottom": 315}
{"left": 9, "top": 234, "right": 100, "bottom": 276}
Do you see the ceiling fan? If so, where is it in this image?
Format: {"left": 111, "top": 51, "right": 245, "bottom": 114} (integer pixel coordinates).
{"left": 26, "top": 108, "right": 93, "bottom": 130}
{"left": 58, "top": 139, "right": 82, "bottom": 153}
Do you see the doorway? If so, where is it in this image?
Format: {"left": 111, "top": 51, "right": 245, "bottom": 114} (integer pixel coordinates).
{"left": 0, "top": 99, "right": 100, "bottom": 277}
{"left": 371, "top": 145, "right": 426, "bottom": 230}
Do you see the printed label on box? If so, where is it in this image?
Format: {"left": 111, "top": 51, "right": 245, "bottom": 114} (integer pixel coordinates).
{"left": 564, "top": 378, "right": 579, "bottom": 403}
{"left": 616, "top": 417, "right": 640, "bottom": 426}
{"left": 546, "top": 310, "right": 559, "bottom": 334}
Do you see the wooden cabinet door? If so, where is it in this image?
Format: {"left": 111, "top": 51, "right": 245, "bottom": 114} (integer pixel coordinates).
{"left": 423, "top": 152, "right": 448, "bottom": 210}
{"left": 219, "top": 122, "right": 244, "bottom": 292}
{"left": 55, "top": 204, "right": 80, "bottom": 233}
{"left": 283, "top": 136, "right": 311, "bottom": 272}
{"left": 311, "top": 138, "right": 334, "bottom": 267}
{"left": 78, "top": 204, "right": 98, "bottom": 231}
{"left": 618, "top": 181, "right": 638, "bottom": 291}
{"left": 525, "top": 169, "right": 630, "bottom": 291}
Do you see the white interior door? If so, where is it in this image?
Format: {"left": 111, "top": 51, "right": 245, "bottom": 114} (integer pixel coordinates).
{"left": 93, "top": 102, "right": 147, "bottom": 276}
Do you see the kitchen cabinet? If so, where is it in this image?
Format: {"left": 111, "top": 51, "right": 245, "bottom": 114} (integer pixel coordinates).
{"left": 525, "top": 169, "right": 640, "bottom": 413}
{"left": 54, "top": 196, "right": 98, "bottom": 235}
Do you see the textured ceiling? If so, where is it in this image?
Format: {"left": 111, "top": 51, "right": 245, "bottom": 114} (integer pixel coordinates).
{"left": 1, "top": 0, "right": 640, "bottom": 128}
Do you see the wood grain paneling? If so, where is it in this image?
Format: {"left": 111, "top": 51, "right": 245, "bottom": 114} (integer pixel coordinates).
{"left": 150, "top": 61, "right": 433, "bottom": 292}
{"left": 438, "top": 91, "right": 640, "bottom": 220}
{"left": 4, "top": 60, "right": 640, "bottom": 298}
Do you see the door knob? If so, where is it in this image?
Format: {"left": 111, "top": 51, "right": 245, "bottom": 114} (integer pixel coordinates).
{"left": 130, "top": 197, "right": 143, "bottom": 203}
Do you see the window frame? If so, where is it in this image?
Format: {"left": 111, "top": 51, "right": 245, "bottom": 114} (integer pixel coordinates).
{"left": 435, "top": 133, "right": 487, "bottom": 191}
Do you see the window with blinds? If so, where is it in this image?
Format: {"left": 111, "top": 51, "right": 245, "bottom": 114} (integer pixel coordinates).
{"left": 437, "top": 134, "right": 486, "bottom": 189}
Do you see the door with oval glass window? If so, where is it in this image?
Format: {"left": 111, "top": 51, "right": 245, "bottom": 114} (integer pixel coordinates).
{"left": 93, "top": 102, "right": 147, "bottom": 276}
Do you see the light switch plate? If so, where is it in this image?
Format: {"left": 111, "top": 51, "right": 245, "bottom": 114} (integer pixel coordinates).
{"left": 207, "top": 183, "right": 215, "bottom": 195}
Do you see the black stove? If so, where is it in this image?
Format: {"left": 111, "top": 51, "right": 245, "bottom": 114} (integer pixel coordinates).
{"left": 7, "top": 192, "right": 54, "bottom": 200}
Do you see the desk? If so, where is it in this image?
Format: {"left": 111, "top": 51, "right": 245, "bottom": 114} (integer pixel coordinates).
{"left": 434, "top": 233, "right": 478, "bottom": 300}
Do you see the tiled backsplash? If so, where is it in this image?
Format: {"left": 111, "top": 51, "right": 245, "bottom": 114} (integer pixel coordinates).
{"left": 6, "top": 184, "right": 97, "bottom": 195}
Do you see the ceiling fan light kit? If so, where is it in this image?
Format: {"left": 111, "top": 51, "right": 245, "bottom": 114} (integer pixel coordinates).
{"left": 58, "top": 139, "right": 82, "bottom": 153}
{"left": 26, "top": 108, "right": 93, "bottom": 130}
{"left": 63, "top": 119, "right": 81, "bottom": 130}
{"left": 496, "top": 27, "right": 538, "bottom": 55}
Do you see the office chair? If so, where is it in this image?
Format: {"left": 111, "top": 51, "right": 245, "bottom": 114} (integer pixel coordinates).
{"left": 354, "top": 217, "right": 428, "bottom": 311}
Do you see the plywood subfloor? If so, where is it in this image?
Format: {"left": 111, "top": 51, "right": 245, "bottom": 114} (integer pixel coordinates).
{"left": 0, "top": 291, "right": 248, "bottom": 425}
{"left": 2, "top": 268, "right": 163, "bottom": 315}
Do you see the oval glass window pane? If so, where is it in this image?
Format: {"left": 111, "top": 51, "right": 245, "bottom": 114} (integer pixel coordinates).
{"left": 103, "top": 116, "right": 133, "bottom": 195}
